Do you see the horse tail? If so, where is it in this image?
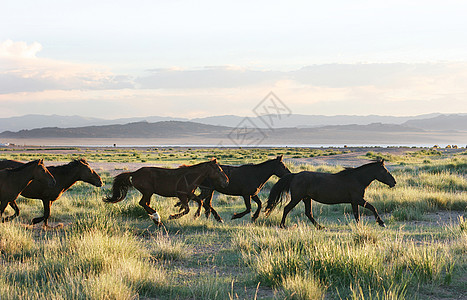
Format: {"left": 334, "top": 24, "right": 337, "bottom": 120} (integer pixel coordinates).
{"left": 103, "top": 172, "right": 133, "bottom": 203}
{"left": 265, "top": 173, "right": 296, "bottom": 216}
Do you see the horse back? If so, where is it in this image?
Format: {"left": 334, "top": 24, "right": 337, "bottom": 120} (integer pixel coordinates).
{"left": 292, "top": 171, "right": 356, "bottom": 204}
{"left": 0, "top": 160, "right": 24, "bottom": 170}
{"left": 130, "top": 167, "right": 193, "bottom": 197}
{"left": 206, "top": 165, "right": 264, "bottom": 196}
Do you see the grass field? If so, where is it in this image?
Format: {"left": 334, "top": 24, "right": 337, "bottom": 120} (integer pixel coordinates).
{"left": 0, "top": 147, "right": 466, "bottom": 299}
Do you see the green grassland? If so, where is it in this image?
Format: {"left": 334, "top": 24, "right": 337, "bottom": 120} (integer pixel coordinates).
{"left": 0, "top": 147, "right": 466, "bottom": 299}
{"left": 0, "top": 147, "right": 345, "bottom": 165}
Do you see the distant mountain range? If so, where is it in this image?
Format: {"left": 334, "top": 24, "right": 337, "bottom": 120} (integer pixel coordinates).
{"left": 0, "top": 121, "right": 230, "bottom": 139}
{"left": 0, "top": 113, "right": 465, "bottom": 146}
{"left": 0, "top": 113, "right": 465, "bottom": 132}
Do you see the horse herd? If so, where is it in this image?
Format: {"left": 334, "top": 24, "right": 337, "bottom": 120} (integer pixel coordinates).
{"left": 0, "top": 155, "right": 396, "bottom": 229}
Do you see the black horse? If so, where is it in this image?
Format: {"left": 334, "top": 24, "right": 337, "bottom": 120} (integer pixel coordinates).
{"left": 185, "top": 155, "right": 290, "bottom": 222}
{"left": 265, "top": 159, "right": 396, "bottom": 228}
{"left": 0, "top": 159, "right": 102, "bottom": 228}
{"left": 0, "top": 159, "right": 56, "bottom": 223}
{"left": 104, "top": 159, "right": 229, "bottom": 224}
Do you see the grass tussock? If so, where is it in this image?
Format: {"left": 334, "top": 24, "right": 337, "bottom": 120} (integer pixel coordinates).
{"left": 0, "top": 222, "right": 35, "bottom": 259}
{"left": 0, "top": 222, "right": 168, "bottom": 300}
{"left": 148, "top": 231, "right": 190, "bottom": 261}
{"left": 281, "top": 272, "right": 326, "bottom": 300}
{"left": 232, "top": 223, "right": 461, "bottom": 299}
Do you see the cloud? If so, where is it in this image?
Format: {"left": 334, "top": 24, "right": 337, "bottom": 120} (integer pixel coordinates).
{"left": 0, "top": 40, "right": 42, "bottom": 58}
{"left": 135, "top": 66, "right": 283, "bottom": 89}
{"left": 0, "top": 40, "right": 134, "bottom": 94}
{"left": 1, "top": 41, "right": 466, "bottom": 118}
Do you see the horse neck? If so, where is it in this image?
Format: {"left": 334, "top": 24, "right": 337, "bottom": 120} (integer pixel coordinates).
{"left": 349, "top": 165, "right": 378, "bottom": 188}
{"left": 9, "top": 164, "right": 38, "bottom": 193}
{"left": 53, "top": 165, "right": 81, "bottom": 191}
{"left": 181, "top": 164, "right": 211, "bottom": 186}
{"left": 246, "top": 161, "right": 277, "bottom": 186}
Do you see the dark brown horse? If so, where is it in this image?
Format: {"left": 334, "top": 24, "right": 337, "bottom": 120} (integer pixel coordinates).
{"left": 104, "top": 159, "right": 229, "bottom": 224}
{"left": 265, "top": 160, "right": 396, "bottom": 228}
{"left": 184, "top": 155, "right": 290, "bottom": 222}
{"left": 0, "top": 159, "right": 56, "bottom": 223}
{"left": 0, "top": 158, "right": 102, "bottom": 227}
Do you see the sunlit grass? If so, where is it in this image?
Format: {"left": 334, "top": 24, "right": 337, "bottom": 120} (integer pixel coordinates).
{"left": 0, "top": 147, "right": 466, "bottom": 299}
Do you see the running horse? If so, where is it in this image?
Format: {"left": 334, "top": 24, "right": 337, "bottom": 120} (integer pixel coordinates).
{"left": 0, "top": 159, "right": 56, "bottom": 223}
{"left": 104, "top": 159, "right": 229, "bottom": 225}
{"left": 265, "top": 159, "right": 396, "bottom": 228}
{"left": 181, "top": 155, "right": 290, "bottom": 222}
{"left": 0, "top": 158, "right": 103, "bottom": 228}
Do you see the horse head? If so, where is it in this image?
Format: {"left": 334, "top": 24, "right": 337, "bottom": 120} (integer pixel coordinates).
{"left": 75, "top": 159, "right": 103, "bottom": 187}
{"left": 374, "top": 159, "right": 396, "bottom": 188}
{"left": 208, "top": 159, "right": 229, "bottom": 188}
{"left": 273, "top": 155, "right": 291, "bottom": 178}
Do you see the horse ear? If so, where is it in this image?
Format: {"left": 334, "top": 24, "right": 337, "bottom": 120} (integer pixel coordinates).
{"left": 39, "top": 159, "right": 43, "bottom": 164}
{"left": 211, "top": 158, "right": 217, "bottom": 163}
{"left": 277, "top": 155, "right": 283, "bottom": 161}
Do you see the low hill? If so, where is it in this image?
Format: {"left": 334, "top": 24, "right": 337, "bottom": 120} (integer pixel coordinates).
{"left": 403, "top": 114, "right": 467, "bottom": 131}
{"left": 0, "top": 121, "right": 230, "bottom": 139}
{"left": 0, "top": 113, "right": 446, "bottom": 132}
{"left": 2, "top": 120, "right": 465, "bottom": 146}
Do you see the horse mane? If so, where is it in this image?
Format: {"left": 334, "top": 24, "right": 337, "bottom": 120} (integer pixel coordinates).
{"left": 178, "top": 160, "right": 213, "bottom": 169}
{"left": 244, "top": 157, "right": 278, "bottom": 167}
{"left": 67, "top": 158, "right": 88, "bottom": 166}
{"left": 7, "top": 159, "right": 41, "bottom": 173}
{"left": 336, "top": 160, "right": 381, "bottom": 176}
{"left": 177, "top": 161, "right": 211, "bottom": 169}
{"left": 51, "top": 158, "right": 88, "bottom": 172}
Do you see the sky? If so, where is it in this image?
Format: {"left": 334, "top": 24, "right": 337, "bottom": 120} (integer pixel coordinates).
{"left": 1, "top": 0, "right": 467, "bottom": 119}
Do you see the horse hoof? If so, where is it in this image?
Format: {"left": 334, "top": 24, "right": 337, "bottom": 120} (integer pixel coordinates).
{"left": 379, "top": 222, "right": 386, "bottom": 228}
{"left": 316, "top": 225, "right": 325, "bottom": 230}
{"left": 218, "top": 219, "right": 224, "bottom": 224}
{"left": 231, "top": 213, "right": 243, "bottom": 220}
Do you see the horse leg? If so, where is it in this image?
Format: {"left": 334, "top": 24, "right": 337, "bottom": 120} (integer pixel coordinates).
{"left": 251, "top": 195, "right": 262, "bottom": 222}
{"left": 32, "top": 199, "right": 49, "bottom": 226}
{"left": 303, "top": 197, "right": 324, "bottom": 229}
{"left": 202, "top": 191, "right": 223, "bottom": 223}
{"left": 0, "top": 200, "right": 8, "bottom": 222}
{"left": 231, "top": 195, "right": 251, "bottom": 220}
{"left": 280, "top": 195, "right": 302, "bottom": 228}
{"left": 169, "top": 195, "right": 190, "bottom": 220}
{"left": 201, "top": 189, "right": 213, "bottom": 219}
{"left": 192, "top": 195, "right": 203, "bottom": 219}
{"left": 138, "top": 193, "right": 161, "bottom": 225}
{"left": 4, "top": 201, "right": 20, "bottom": 222}
{"left": 356, "top": 198, "right": 385, "bottom": 227}
{"left": 351, "top": 202, "right": 360, "bottom": 223}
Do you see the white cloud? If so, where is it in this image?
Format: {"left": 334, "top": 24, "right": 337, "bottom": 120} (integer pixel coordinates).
{"left": 0, "top": 40, "right": 42, "bottom": 58}
{"left": 0, "top": 40, "right": 135, "bottom": 94}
